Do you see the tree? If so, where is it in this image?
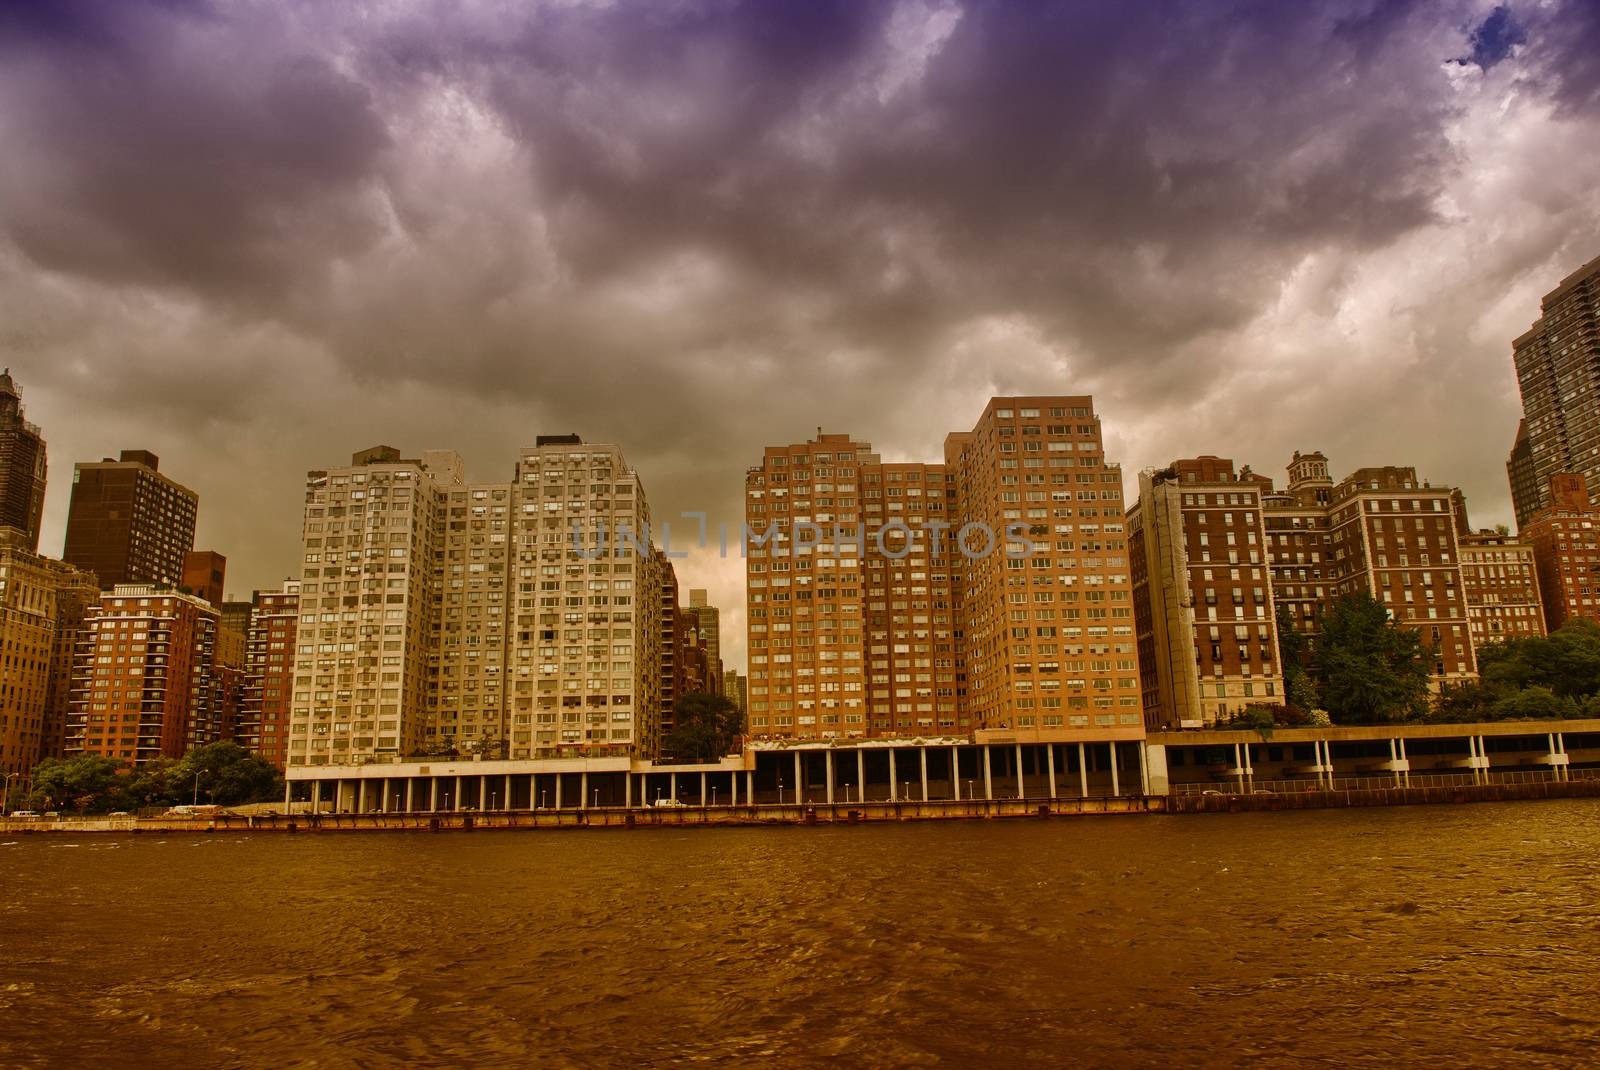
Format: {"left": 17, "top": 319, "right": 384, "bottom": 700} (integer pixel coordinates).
{"left": 28, "top": 755, "right": 131, "bottom": 813}
{"left": 1276, "top": 604, "right": 1320, "bottom": 713}
{"left": 1310, "top": 593, "right": 1430, "bottom": 724}
{"left": 176, "top": 741, "right": 282, "bottom": 806}
{"left": 661, "top": 692, "right": 744, "bottom": 762}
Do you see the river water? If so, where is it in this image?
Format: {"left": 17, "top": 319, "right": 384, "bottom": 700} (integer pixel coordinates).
{"left": 2, "top": 802, "right": 1597, "bottom": 1069}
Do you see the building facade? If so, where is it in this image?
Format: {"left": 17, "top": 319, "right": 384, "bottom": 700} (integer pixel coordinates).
{"left": 0, "top": 369, "right": 47, "bottom": 551}
{"left": 181, "top": 550, "right": 227, "bottom": 607}
{"left": 946, "top": 397, "right": 1142, "bottom": 742}
{"left": 62, "top": 450, "right": 198, "bottom": 588}
{"left": 1129, "top": 458, "right": 1284, "bottom": 729}
{"left": 1522, "top": 472, "right": 1600, "bottom": 631}
{"left": 0, "top": 529, "right": 98, "bottom": 779}
{"left": 745, "top": 398, "right": 1142, "bottom": 749}
{"left": 1507, "top": 254, "right": 1600, "bottom": 527}
{"left": 686, "top": 588, "right": 722, "bottom": 686}
{"left": 1457, "top": 531, "right": 1546, "bottom": 645}
{"left": 746, "top": 432, "right": 877, "bottom": 738}
{"left": 63, "top": 584, "right": 229, "bottom": 766}
{"left": 237, "top": 583, "right": 299, "bottom": 770}
{"left": 287, "top": 439, "right": 665, "bottom": 769}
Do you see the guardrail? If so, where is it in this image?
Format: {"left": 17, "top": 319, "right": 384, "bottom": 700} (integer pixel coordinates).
{"left": 1173, "top": 766, "right": 1600, "bottom": 796}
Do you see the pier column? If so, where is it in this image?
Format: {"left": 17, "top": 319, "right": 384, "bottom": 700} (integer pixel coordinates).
{"left": 1558, "top": 732, "right": 1570, "bottom": 781}
{"left": 1078, "top": 743, "right": 1088, "bottom": 797}
{"left": 668, "top": 772, "right": 676, "bottom": 803}
{"left": 794, "top": 751, "right": 803, "bottom": 805}
{"left": 951, "top": 746, "right": 961, "bottom": 800}
{"left": 826, "top": 750, "right": 836, "bottom": 805}
{"left": 1389, "top": 738, "right": 1400, "bottom": 786}
{"left": 284, "top": 780, "right": 293, "bottom": 811}
{"left": 405, "top": 779, "right": 414, "bottom": 813}
{"left": 1138, "top": 744, "right": 1150, "bottom": 796}
{"left": 700, "top": 772, "right": 707, "bottom": 806}
{"left": 1047, "top": 744, "right": 1058, "bottom": 799}
{"left": 982, "top": 746, "right": 993, "bottom": 800}
{"left": 729, "top": 770, "right": 737, "bottom": 807}
{"left": 746, "top": 770, "right": 754, "bottom": 805}
{"left": 379, "top": 778, "right": 389, "bottom": 813}
{"left": 1016, "top": 743, "right": 1026, "bottom": 800}
{"left": 625, "top": 772, "right": 633, "bottom": 809}
{"left": 920, "top": 747, "right": 929, "bottom": 802}
{"left": 1399, "top": 737, "right": 1410, "bottom": 786}
{"left": 454, "top": 775, "right": 463, "bottom": 811}
{"left": 889, "top": 748, "right": 898, "bottom": 802}
{"left": 857, "top": 750, "right": 865, "bottom": 803}
{"left": 1109, "top": 743, "right": 1121, "bottom": 797}
{"left": 311, "top": 780, "right": 322, "bottom": 814}
{"left": 554, "top": 773, "right": 562, "bottom": 810}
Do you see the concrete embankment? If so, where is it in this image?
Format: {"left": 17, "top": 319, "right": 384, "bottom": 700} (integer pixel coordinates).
{"left": 1, "top": 795, "right": 1162, "bottom": 834}
{"left": 7, "top": 781, "right": 1600, "bottom": 834}
{"left": 1170, "top": 776, "right": 1600, "bottom": 813}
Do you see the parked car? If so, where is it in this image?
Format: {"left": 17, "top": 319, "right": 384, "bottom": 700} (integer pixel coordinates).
{"left": 42, "top": 811, "right": 60, "bottom": 818}
{"left": 652, "top": 798, "right": 687, "bottom": 808}
{"left": 8, "top": 810, "right": 39, "bottom": 819}
{"left": 108, "top": 811, "right": 132, "bottom": 817}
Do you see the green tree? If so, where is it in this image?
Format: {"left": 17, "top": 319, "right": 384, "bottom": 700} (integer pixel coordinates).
{"left": 1490, "top": 685, "right": 1579, "bottom": 721}
{"left": 661, "top": 692, "right": 744, "bottom": 762}
{"left": 175, "top": 741, "right": 282, "bottom": 806}
{"left": 1310, "top": 593, "right": 1430, "bottom": 724}
{"left": 1276, "top": 604, "right": 1320, "bottom": 712}
{"left": 28, "top": 754, "right": 131, "bottom": 813}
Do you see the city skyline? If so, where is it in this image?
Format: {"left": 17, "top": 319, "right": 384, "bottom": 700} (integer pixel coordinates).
{"left": 4, "top": 1, "right": 1600, "bottom": 680}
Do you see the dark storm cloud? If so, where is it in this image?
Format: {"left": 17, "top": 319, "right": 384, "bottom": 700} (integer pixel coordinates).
{"left": 1, "top": 0, "right": 1599, "bottom": 665}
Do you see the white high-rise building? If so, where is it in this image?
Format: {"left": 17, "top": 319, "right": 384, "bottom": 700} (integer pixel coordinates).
{"left": 287, "top": 439, "right": 664, "bottom": 769}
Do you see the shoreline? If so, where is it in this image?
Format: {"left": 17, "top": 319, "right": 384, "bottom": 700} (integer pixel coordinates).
{"left": 6, "top": 777, "right": 1599, "bottom": 834}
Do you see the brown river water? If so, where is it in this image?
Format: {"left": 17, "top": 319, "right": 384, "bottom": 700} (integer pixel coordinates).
{"left": 2, "top": 802, "right": 1598, "bottom": 1069}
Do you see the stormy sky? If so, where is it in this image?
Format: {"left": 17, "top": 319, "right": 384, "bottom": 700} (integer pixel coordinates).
{"left": 3, "top": 0, "right": 1599, "bottom": 672}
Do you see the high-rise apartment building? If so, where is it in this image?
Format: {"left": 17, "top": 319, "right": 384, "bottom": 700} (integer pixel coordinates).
{"left": 722, "top": 667, "right": 746, "bottom": 713}
{"left": 64, "top": 584, "right": 229, "bottom": 766}
{"left": 947, "top": 398, "right": 1142, "bottom": 741}
{"left": 862, "top": 461, "right": 961, "bottom": 734}
{"left": 510, "top": 437, "right": 663, "bottom": 759}
{"left": 686, "top": 588, "right": 722, "bottom": 685}
{"left": 288, "top": 438, "right": 664, "bottom": 768}
{"left": 0, "top": 369, "right": 48, "bottom": 551}
{"left": 746, "top": 398, "right": 1142, "bottom": 747}
{"left": 1521, "top": 472, "right": 1600, "bottom": 631}
{"left": 0, "top": 529, "right": 98, "bottom": 778}
{"left": 657, "top": 551, "right": 687, "bottom": 733}
{"left": 290, "top": 446, "right": 456, "bottom": 766}
{"left": 1507, "top": 254, "right": 1600, "bottom": 527}
{"left": 746, "top": 432, "right": 877, "bottom": 738}
{"left": 42, "top": 564, "right": 100, "bottom": 764}
{"left": 1259, "top": 454, "right": 1476, "bottom": 684}
{"left": 63, "top": 450, "right": 198, "bottom": 588}
{"left": 1129, "top": 457, "right": 1283, "bottom": 729}
{"left": 1457, "top": 531, "right": 1546, "bottom": 644}
{"left": 237, "top": 583, "right": 299, "bottom": 769}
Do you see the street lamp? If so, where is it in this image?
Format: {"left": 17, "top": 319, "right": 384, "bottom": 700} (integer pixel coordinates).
{"left": 490, "top": 792, "right": 498, "bottom": 811}
{"left": 965, "top": 779, "right": 974, "bottom": 801}
{"left": 777, "top": 774, "right": 784, "bottom": 805}
{"left": 192, "top": 770, "right": 206, "bottom": 807}
{"left": 592, "top": 788, "right": 599, "bottom": 808}
{"left": 3, "top": 772, "right": 20, "bottom": 813}
{"left": 539, "top": 789, "right": 547, "bottom": 809}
